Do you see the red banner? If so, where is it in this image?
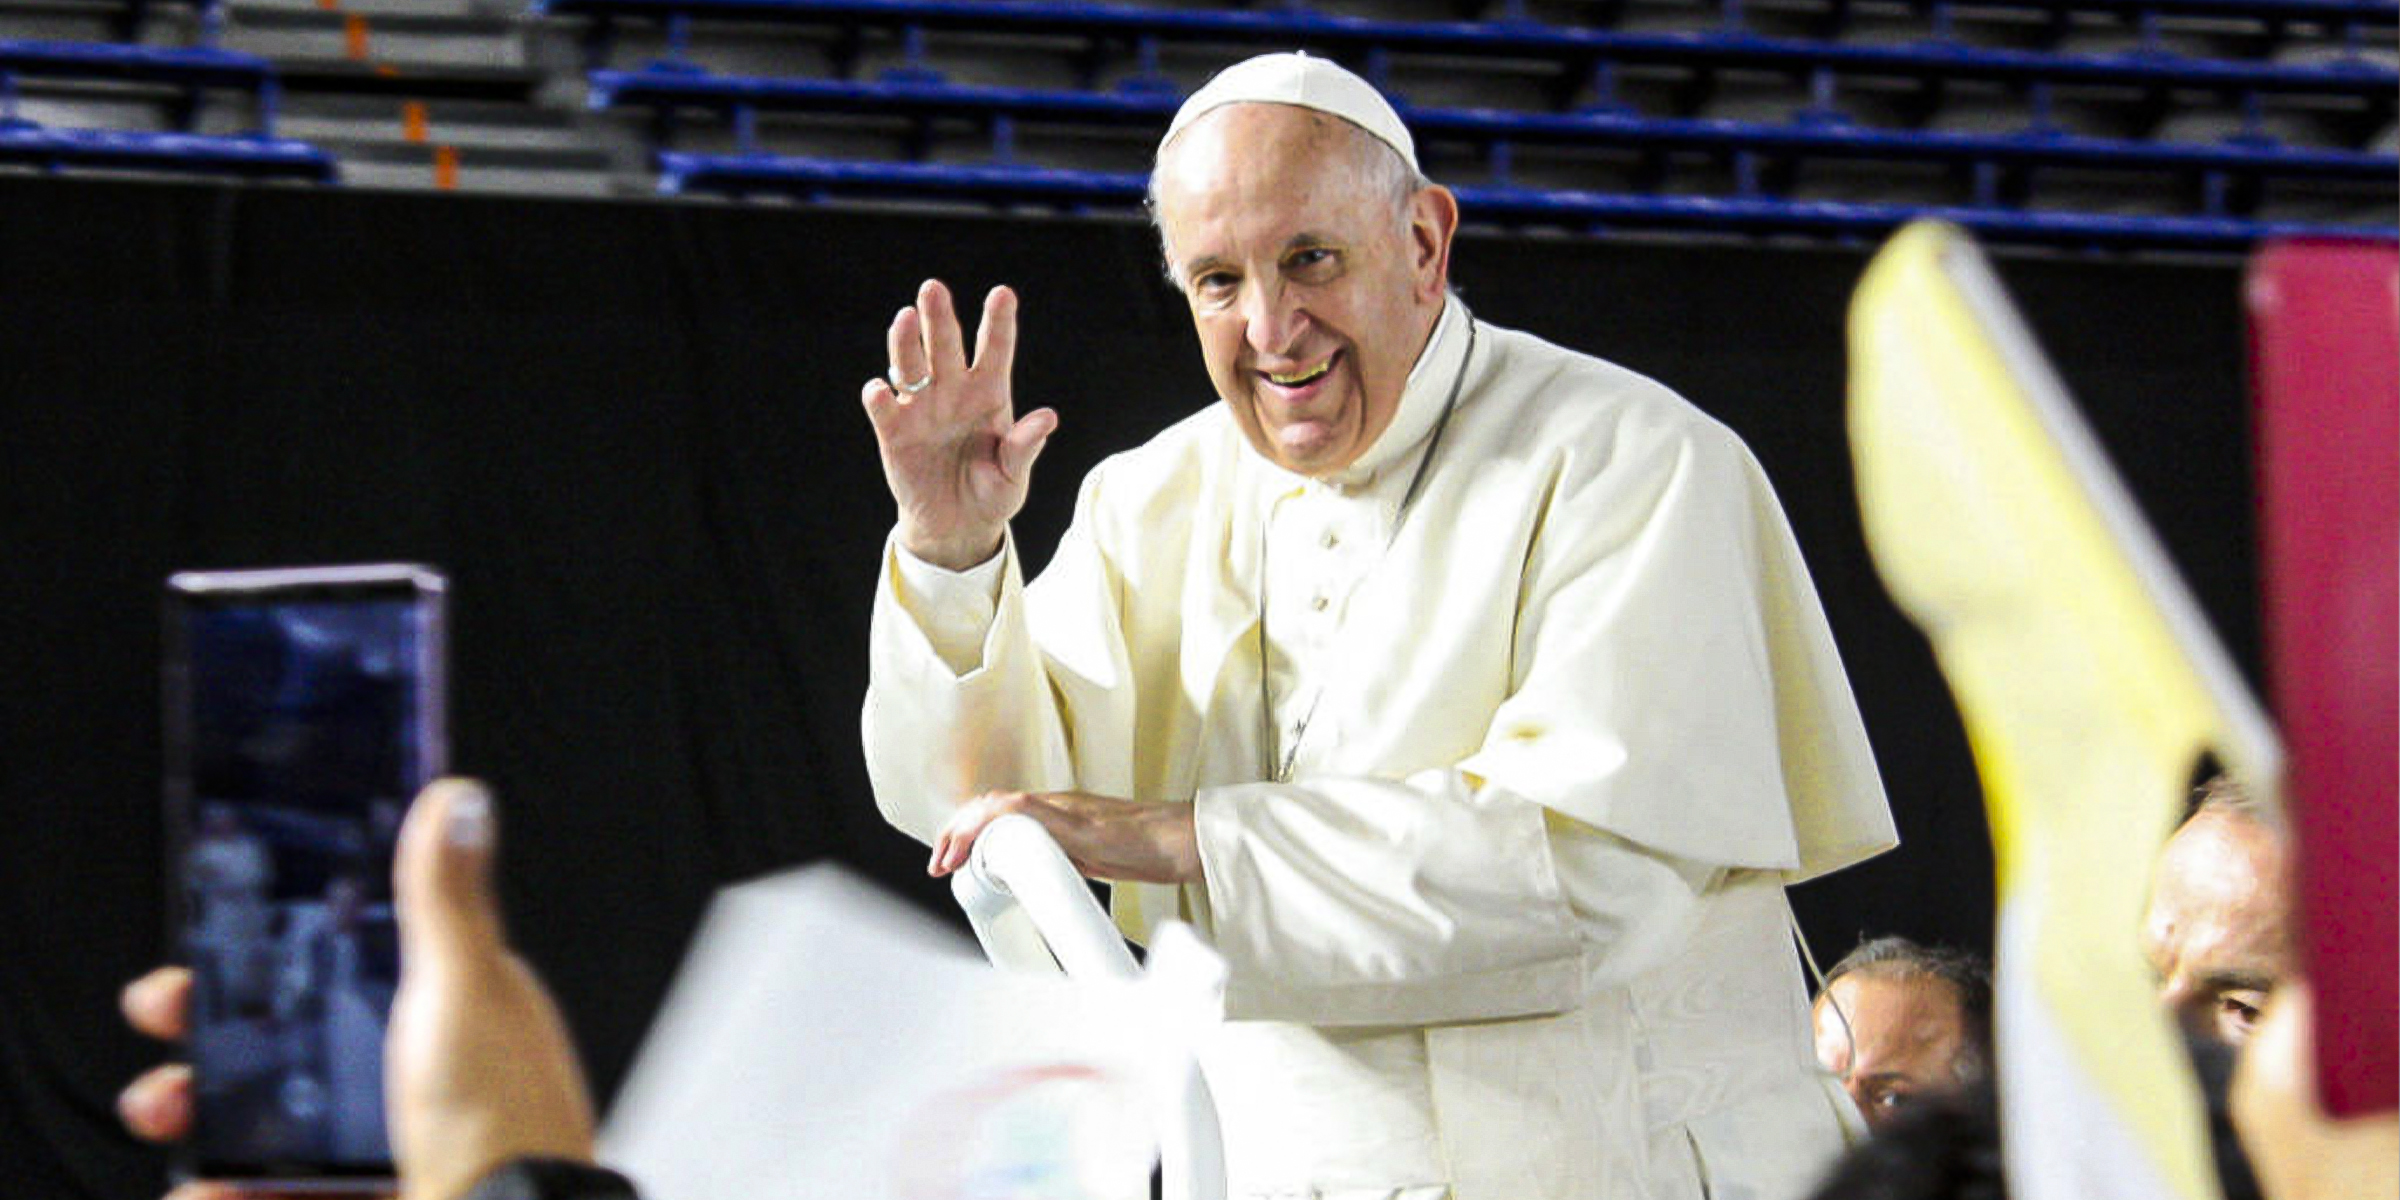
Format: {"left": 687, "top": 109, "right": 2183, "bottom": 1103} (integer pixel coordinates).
{"left": 2248, "top": 239, "right": 2399, "bottom": 1117}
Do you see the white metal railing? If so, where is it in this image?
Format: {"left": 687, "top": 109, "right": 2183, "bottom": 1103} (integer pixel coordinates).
{"left": 951, "top": 814, "right": 1228, "bottom": 1200}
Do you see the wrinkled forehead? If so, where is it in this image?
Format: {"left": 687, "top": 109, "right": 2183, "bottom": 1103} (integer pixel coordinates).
{"left": 2151, "top": 812, "right": 2285, "bottom": 914}
{"left": 1830, "top": 974, "right": 1966, "bottom": 1031}
{"left": 2146, "top": 865, "right": 2291, "bottom": 967}
{"left": 1833, "top": 975, "right": 1971, "bottom": 1060}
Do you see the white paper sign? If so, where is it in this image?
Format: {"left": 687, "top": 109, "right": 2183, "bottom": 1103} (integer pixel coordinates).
{"left": 599, "top": 865, "right": 1217, "bottom": 1200}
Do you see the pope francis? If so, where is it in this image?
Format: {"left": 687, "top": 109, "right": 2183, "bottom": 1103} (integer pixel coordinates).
{"left": 859, "top": 52, "right": 1898, "bottom": 1200}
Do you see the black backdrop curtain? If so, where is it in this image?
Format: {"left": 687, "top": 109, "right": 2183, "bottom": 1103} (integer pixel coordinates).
{"left": 0, "top": 175, "right": 2254, "bottom": 1199}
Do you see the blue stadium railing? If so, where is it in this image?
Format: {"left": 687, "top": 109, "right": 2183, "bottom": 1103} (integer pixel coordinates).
{"left": 537, "top": 0, "right": 2396, "bottom": 247}
{"left": 0, "top": 39, "right": 272, "bottom": 93}
{"left": 0, "top": 39, "right": 280, "bottom": 130}
{"left": 538, "top": 0, "right": 2399, "bottom": 114}
{"left": 590, "top": 68, "right": 2396, "bottom": 219}
{"left": 0, "top": 121, "right": 334, "bottom": 179}
{"left": 1706, "top": 0, "right": 2396, "bottom": 50}
{"left": 650, "top": 153, "right": 2395, "bottom": 249}
{"left": 0, "top": 39, "right": 342, "bottom": 180}
{"left": 1527, "top": 0, "right": 2393, "bottom": 24}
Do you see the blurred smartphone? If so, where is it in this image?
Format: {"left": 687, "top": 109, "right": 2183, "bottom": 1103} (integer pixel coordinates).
{"left": 163, "top": 564, "right": 446, "bottom": 1187}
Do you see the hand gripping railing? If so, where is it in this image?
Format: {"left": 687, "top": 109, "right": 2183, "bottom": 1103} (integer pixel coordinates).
{"left": 950, "top": 813, "right": 1227, "bottom": 1200}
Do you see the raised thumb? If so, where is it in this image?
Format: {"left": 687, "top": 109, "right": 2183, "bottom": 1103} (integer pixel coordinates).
{"left": 394, "top": 777, "right": 505, "bottom": 968}
{"left": 1000, "top": 407, "right": 1058, "bottom": 482}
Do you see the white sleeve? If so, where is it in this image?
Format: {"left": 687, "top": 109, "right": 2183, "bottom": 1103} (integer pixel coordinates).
{"left": 1194, "top": 770, "right": 1715, "bottom": 1025}
{"left": 887, "top": 534, "right": 1008, "bottom": 676}
{"left": 862, "top": 476, "right": 1130, "bottom": 847}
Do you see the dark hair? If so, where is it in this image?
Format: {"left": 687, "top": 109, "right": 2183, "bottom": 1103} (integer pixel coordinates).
{"left": 1826, "top": 937, "right": 1992, "bottom": 1017}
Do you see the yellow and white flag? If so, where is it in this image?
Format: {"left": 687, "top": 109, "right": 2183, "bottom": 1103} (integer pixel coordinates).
{"left": 1846, "top": 222, "right": 2279, "bottom": 1200}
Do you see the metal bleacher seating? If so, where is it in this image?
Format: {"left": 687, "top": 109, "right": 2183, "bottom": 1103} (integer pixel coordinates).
{"left": 0, "top": 0, "right": 588, "bottom": 192}
{"left": 0, "top": 0, "right": 2387, "bottom": 241}
{"left": 538, "top": 0, "right": 2398, "bottom": 250}
{"left": 0, "top": 119, "right": 331, "bottom": 179}
{"left": 0, "top": 5, "right": 334, "bottom": 182}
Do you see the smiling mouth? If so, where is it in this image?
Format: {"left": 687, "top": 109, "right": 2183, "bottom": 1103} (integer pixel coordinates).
{"left": 1263, "top": 355, "right": 1336, "bottom": 388}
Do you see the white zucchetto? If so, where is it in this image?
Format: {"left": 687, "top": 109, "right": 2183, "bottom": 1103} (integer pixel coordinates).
{"left": 1159, "top": 51, "right": 1418, "bottom": 173}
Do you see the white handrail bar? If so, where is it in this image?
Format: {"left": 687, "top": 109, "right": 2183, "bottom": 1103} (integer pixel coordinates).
{"left": 955, "top": 814, "right": 1140, "bottom": 978}
{"left": 950, "top": 814, "right": 1228, "bottom": 1200}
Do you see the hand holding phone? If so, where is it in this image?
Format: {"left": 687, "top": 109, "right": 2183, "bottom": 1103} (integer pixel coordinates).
{"left": 164, "top": 566, "right": 445, "bottom": 1188}
{"left": 385, "top": 780, "right": 598, "bottom": 1200}
{"left": 126, "top": 779, "right": 602, "bottom": 1200}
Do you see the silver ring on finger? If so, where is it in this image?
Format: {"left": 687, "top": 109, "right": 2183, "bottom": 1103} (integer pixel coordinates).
{"left": 890, "top": 366, "right": 934, "bottom": 395}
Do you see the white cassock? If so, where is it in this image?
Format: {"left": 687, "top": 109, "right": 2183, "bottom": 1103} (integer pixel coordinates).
{"left": 864, "top": 298, "right": 1898, "bottom": 1200}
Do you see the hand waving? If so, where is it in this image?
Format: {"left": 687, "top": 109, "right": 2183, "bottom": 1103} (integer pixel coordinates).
{"left": 863, "top": 279, "right": 1058, "bottom": 571}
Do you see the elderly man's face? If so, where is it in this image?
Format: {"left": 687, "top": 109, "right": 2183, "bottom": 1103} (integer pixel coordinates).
{"left": 1152, "top": 104, "right": 1454, "bottom": 477}
{"left": 2143, "top": 810, "right": 2291, "bottom": 1046}
{"left": 1812, "top": 974, "right": 1978, "bottom": 1132}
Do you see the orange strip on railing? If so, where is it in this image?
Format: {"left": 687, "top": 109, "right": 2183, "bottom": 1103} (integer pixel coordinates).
{"left": 344, "top": 14, "right": 369, "bottom": 61}
{"left": 432, "top": 146, "right": 459, "bottom": 191}
{"left": 402, "top": 101, "right": 429, "bottom": 143}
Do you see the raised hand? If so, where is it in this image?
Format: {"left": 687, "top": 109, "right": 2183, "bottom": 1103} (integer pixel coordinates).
{"left": 862, "top": 279, "right": 1058, "bottom": 571}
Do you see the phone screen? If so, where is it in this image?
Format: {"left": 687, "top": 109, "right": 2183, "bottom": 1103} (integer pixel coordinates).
{"left": 164, "top": 566, "right": 445, "bottom": 1181}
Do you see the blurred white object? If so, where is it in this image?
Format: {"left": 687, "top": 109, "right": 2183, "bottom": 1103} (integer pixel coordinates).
{"left": 951, "top": 814, "right": 1229, "bottom": 1200}
{"left": 599, "top": 860, "right": 1222, "bottom": 1200}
